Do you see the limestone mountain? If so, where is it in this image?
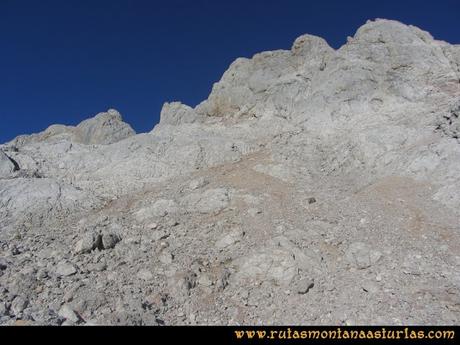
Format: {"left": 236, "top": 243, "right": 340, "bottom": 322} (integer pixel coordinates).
{"left": 0, "top": 19, "right": 459, "bottom": 325}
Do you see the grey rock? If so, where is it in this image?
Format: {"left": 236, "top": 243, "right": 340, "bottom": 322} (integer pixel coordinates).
{"left": 160, "top": 102, "right": 199, "bottom": 125}
{"left": 0, "top": 257, "right": 8, "bottom": 270}
{"left": 58, "top": 305, "right": 80, "bottom": 323}
{"left": 36, "top": 269, "right": 48, "bottom": 280}
{"left": 296, "top": 278, "right": 315, "bottom": 294}
{"left": 159, "top": 250, "right": 174, "bottom": 265}
{"left": 197, "top": 274, "right": 213, "bottom": 287}
{"left": 74, "top": 233, "right": 102, "bottom": 254}
{"left": 135, "top": 199, "right": 179, "bottom": 220}
{"left": 10, "top": 296, "right": 28, "bottom": 315}
{"left": 247, "top": 208, "right": 262, "bottom": 217}
{"left": 0, "top": 302, "right": 8, "bottom": 316}
{"left": 61, "top": 319, "right": 76, "bottom": 326}
{"left": 0, "top": 150, "right": 18, "bottom": 178}
{"left": 0, "top": 19, "right": 459, "bottom": 326}
{"left": 189, "top": 177, "right": 209, "bottom": 190}
{"left": 181, "top": 188, "right": 231, "bottom": 214}
{"left": 345, "top": 242, "right": 382, "bottom": 269}
{"left": 234, "top": 248, "right": 297, "bottom": 286}
{"left": 101, "top": 233, "right": 120, "bottom": 250}
{"left": 7, "top": 109, "right": 134, "bottom": 147}
{"left": 215, "top": 228, "right": 244, "bottom": 249}
{"left": 74, "top": 109, "right": 135, "bottom": 145}
{"left": 137, "top": 269, "right": 154, "bottom": 281}
{"left": 55, "top": 261, "right": 77, "bottom": 276}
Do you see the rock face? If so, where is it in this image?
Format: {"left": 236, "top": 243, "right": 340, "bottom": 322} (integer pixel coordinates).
{"left": 8, "top": 109, "right": 135, "bottom": 147}
{"left": 0, "top": 19, "right": 460, "bottom": 325}
{"left": 0, "top": 150, "right": 18, "bottom": 178}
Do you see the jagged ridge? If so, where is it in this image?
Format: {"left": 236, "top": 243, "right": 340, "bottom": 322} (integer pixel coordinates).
{"left": 0, "top": 19, "right": 459, "bottom": 326}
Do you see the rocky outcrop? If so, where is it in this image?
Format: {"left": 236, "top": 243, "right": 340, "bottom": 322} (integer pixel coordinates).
{"left": 7, "top": 109, "right": 135, "bottom": 148}
{"left": 0, "top": 19, "right": 459, "bottom": 326}
{"left": 159, "top": 102, "right": 200, "bottom": 125}
{"left": 0, "top": 150, "right": 18, "bottom": 178}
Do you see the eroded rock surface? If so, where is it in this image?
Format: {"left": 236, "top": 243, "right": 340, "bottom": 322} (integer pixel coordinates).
{"left": 1, "top": 19, "right": 459, "bottom": 325}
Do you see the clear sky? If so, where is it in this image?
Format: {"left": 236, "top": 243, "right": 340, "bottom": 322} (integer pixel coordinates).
{"left": 1, "top": 0, "right": 459, "bottom": 143}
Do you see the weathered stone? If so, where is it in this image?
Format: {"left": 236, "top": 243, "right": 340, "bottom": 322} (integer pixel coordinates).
{"left": 296, "top": 278, "right": 315, "bottom": 294}
{"left": 0, "top": 18, "right": 459, "bottom": 326}
{"left": 181, "top": 188, "right": 231, "bottom": 214}
{"left": 159, "top": 250, "right": 173, "bottom": 265}
{"left": 74, "top": 233, "right": 102, "bottom": 254}
{"left": 137, "top": 269, "right": 154, "bottom": 281}
{"left": 55, "top": 262, "right": 77, "bottom": 277}
{"left": 0, "top": 150, "right": 17, "bottom": 178}
{"left": 10, "top": 296, "right": 28, "bottom": 315}
{"left": 189, "top": 177, "right": 209, "bottom": 190}
{"left": 58, "top": 305, "right": 80, "bottom": 323}
{"left": 215, "top": 228, "right": 244, "bottom": 250}
{"left": 0, "top": 302, "right": 9, "bottom": 316}
{"left": 0, "top": 258, "right": 8, "bottom": 271}
{"left": 135, "top": 199, "right": 179, "bottom": 220}
{"left": 101, "top": 233, "right": 120, "bottom": 250}
{"left": 345, "top": 242, "right": 382, "bottom": 269}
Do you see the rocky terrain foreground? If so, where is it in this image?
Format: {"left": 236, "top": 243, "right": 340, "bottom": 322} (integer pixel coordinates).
{"left": 0, "top": 19, "right": 459, "bottom": 325}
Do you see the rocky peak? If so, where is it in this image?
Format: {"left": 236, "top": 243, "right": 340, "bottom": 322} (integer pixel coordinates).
{"left": 353, "top": 19, "right": 435, "bottom": 44}
{"left": 5, "top": 109, "right": 135, "bottom": 148}
{"left": 1, "top": 19, "right": 459, "bottom": 326}
{"left": 74, "top": 109, "right": 136, "bottom": 145}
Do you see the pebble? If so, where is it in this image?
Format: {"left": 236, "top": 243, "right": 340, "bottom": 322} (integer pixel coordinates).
{"left": 296, "top": 278, "right": 315, "bottom": 294}
{"left": 345, "top": 242, "right": 382, "bottom": 269}
{"left": 248, "top": 208, "right": 262, "bottom": 217}
{"left": 74, "top": 233, "right": 102, "bottom": 254}
{"left": 36, "top": 269, "right": 48, "bottom": 280}
{"left": 147, "top": 223, "right": 158, "bottom": 230}
{"left": 159, "top": 251, "right": 173, "bottom": 265}
{"left": 58, "top": 305, "right": 80, "bottom": 323}
{"left": 11, "top": 296, "right": 28, "bottom": 315}
{"left": 137, "top": 269, "right": 154, "bottom": 281}
{"left": 0, "top": 302, "right": 8, "bottom": 316}
{"left": 55, "top": 261, "right": 77, "bottom": 276}
{"left": 189, "top": 177, "right": 208, "bottom": 190}
{"left": 102, "top": 233, "right": 120, "bottom": 250}
{"left": 198, "top": 274, "right": 213, "bottom": 287}
{"left": 0, "top": 257, "right": 8, "bottom": 270}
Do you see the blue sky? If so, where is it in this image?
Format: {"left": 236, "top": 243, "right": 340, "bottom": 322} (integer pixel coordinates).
{"left": 1, "top": 0, "right": 459, "bottom": 143}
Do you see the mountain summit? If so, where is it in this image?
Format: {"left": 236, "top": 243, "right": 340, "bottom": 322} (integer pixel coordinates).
{"left": 0, "top": 19, "right": 459, "bottom": 325}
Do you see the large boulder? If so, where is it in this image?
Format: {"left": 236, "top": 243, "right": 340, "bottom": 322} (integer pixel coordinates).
{"left": 0, "top": 150, "right": 18, "bottom": 178}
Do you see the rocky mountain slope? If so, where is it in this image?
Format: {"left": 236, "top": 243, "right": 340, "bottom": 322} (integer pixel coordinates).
{"left": 0, "top": 19, "right": 459, "bottom": 325}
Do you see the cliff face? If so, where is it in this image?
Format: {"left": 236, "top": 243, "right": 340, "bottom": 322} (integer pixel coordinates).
{"left": 0, "top": 19, "right": 459, "bottom": 325}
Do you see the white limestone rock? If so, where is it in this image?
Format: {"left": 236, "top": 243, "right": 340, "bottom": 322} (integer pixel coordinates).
{"left": 74, "top": 109, "right": 135, "bottom": 145}
{"left": 0, "top": 150, "right": 17, "bottom": 178}
{"left": 159, "top": 102, "right": 199, "bottom": 125}
{"left": 1, "top": 19, "right": 459, "bottom": 326}
{"left": 58, "top": 305, "right": 80, "bottom": 323}
{"left": 55, "top": 261, "right": 77, "bottom": 276}
{"left": 233, "top": 248, "right": 297, "bottom": 286}
{"left": 345, "top": 242, "right": 383, "bottom": 269}
{"left": 215, "top": 228, "right": 244, "bottom": 250}
{"left": 135, "top": 199, "right": 179, "bottom": 221}
{"left": 181, "top": 188, "right": 232, "bottom": 214}
{"left": 74, "top": 233, "right": 102, "bottom": 254}
{"left": 6, "top": 109, "right": 135, "bottom": 148}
